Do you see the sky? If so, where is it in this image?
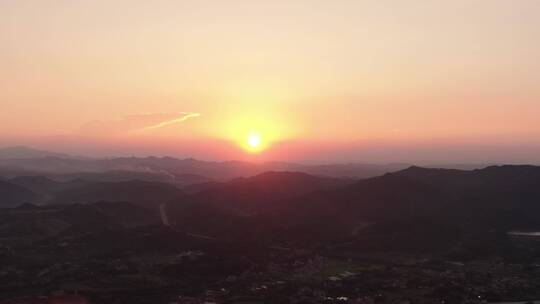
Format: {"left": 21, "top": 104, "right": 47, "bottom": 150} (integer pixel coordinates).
{"left": 1, "top": 0, "right": 540, "bottom": 163}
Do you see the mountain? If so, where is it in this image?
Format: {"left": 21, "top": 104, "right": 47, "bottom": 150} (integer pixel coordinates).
{"left": 57, "top": 201, "right": 160, "bottom": 232}
{"left": 48, "top": 170, "right": 213, "bottom": 186}
{"left": 185, "top": 171, "right": 355, "bottom": 215}
{"left": 163, "top": 171, "right": 356, "bottom": 241}
{"left": 7, "top": 176, "right": 88, "bottom": 204}
{"left": 282, "top": 165, "right": 540, "bottom": 234}
{"left": 4, "top": 150, "right": 539, "bottom": 243}
{"left": 90, "top": 157, "right": 407, "bottom": 180}
{"left": 0, "top": 201, "right": 159, "bottom": 241}
{"left": 9, "top": 176, "right": 65, "bottom": 194}
{"left": 291, "top": 163, "right": 410, "bottom": 178}
{"left": 165, "top": 165, "right": 540, "bottom": 248}
{"left": 50, "top": 170, "right": 178, "bottom": 184}
{"left": 306, "top": 172, "right": 448, "bottom": 221}
{"left": 3, "top": 168, "right": 540, "bottom": 303}
{"left": 395, "top": 164, "right": 540, "bottom": 192}
{"left": 0, "top": 147, "right": 410, "bottom": 180}
{"left": 50, "top": 180, "right": 186, "bottom": 210}
{"left": 0, "top": 146, "right": 71, "bottom": 159}
{"left": 0, "top": 180, "right": 40, "bottom": 208}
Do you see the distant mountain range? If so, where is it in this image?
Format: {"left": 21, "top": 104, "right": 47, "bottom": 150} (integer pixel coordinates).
{"left": 0, "top": 146, "right": 410, "bottom": 183}
{"left": 287, "top": 165, "right": 540, "bottom": 226}
{"left": 3, "top": 146, "right": 539, "bottom": 239}
{"left": 163, "top": 164, "right": 540, "bottom": 249}
{"left": 183, "top": 171, "right": 355, "bottom": 215}
{"left": 0, "top": 180, "right": 40, "bottom": 208}
{"left": 49, "top": 180, "right": 186, "bottom": 209}
{"left": 0, "top": 146, "right": 72, "bottom": 159}
{"left": 2, "top": 158, "right": 540, "bottom": 255}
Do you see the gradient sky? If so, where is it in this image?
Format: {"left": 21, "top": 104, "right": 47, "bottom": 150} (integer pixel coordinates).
{"left": 1, "top": 1, "right": 540, "bottom": 163}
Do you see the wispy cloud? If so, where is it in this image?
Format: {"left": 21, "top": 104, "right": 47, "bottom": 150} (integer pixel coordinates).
{"left": 80, "top": 112, "right": 200, "bottom": 136}
{"left": 141, "top": 112, "right": 201, "bottom": 131}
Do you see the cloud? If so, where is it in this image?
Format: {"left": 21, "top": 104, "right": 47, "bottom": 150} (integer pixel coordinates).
{"left": 80, "top": 112, "right": 200, "bottom": 136}
{"left": 141, "top": 112, "right": 201, "bottom": 131}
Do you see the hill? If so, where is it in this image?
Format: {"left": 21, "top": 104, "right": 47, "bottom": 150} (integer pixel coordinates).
{"left": 0, "top": 201, "right": 159, "bottom": 242}
{"left": 0, "top": 146, "right": 71, "bottom": 159}
{"left": 268, "top": 165, "right": 540, "bottom": 246}
{"left": 164, "top": 165, "right": 540, "bottom": 249}
{"left": 0, "top": 180, "right": 40, "bottom": 208}
{"left": 50, "top": 180, "right": 186, "bottom": 210}
{"left": 185, "top": 171, "right": 354, "bottom": 215}
{"left": 8, "top": 176, "right": 87, "bottom": 196}
{"left": 0, "top": 147, "right": 409, "bottom": 180}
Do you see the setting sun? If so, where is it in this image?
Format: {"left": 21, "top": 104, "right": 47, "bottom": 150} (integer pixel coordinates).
{"left": 247, "top": 134, "right": 262, "bottom": 149}
{"left": 245, "top": 133, "right": 265, "bottom": 153}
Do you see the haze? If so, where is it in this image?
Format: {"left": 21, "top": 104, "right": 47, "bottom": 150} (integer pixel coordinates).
{"left": 1, "top": 0, "right": 540, "bottom": 163}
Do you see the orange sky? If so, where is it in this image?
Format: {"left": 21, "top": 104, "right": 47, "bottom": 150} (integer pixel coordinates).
{"left": 1, "top": 1, "right": 540, "bottom": 163}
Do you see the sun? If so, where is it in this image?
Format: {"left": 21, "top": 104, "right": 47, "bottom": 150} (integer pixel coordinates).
{"left": 248, "top": 134, "right": 262, "bottom": 148}
{"left": 245, "top": 133, "right": 265, "bottom": 153}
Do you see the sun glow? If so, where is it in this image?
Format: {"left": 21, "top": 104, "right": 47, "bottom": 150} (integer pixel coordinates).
{"left": 245, "top": 132, "right": 265, "bottom": 153}
{"left": 212, "top": 106, "right": 300, "bottom": 155}
{"left": 247, "top": 133, "right": 262, "bottom": 149}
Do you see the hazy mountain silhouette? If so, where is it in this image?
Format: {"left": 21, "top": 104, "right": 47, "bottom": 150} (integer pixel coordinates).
{"left": 162, "top": 165, "right": 540, "bottom": 247}
{"left": 51, "top": 170, "right": 177, "bottom": 183}
{"left": 0, "top": 201, "right": 158, "bottom": 241}
{"left": 279, "top": 165, "right": 540, "bottom": 236}
{"left": 183, "top": 171, "right": 355, "bottom": 215}
{"left": 0, "top": 146, "right": 71, "bottom": 159}
{"left": 4, "top": 163, "right": 540, "bottom": 302}
{"left": 0, "top": 146, "right": 410, "bottom": 180}
{"left": 0, "top": 180, "right": 40, "bottom": 207}
{"left": 3, "top": 157, "right": 540, "bottom": 247}
{"left": 8, "top": 176, "right": 88, "bottom": 198}
{"left": 49, "top": 180, "right": 186, "bottom": 210}
{"left": 4, "top": 163, "right": 540, "bottom": 236}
